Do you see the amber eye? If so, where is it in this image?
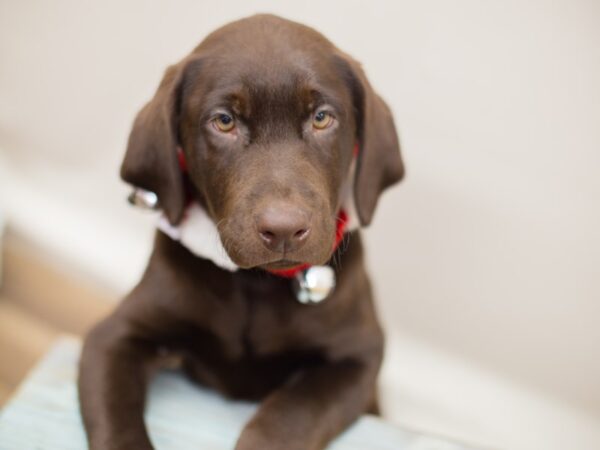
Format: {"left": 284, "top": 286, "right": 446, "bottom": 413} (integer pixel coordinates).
{"left": 213, "top": 113, "right": 235, "bottom": 132}
{"left": 312, "top": 110, "right": 333, "bottom": 130}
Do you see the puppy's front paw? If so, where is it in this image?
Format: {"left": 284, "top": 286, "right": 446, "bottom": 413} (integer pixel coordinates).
{"left": 235, "top": 427, "right": 303, "bottom": 450}
{"left": 235, "top": 428, "right": 271, "bottom": 450}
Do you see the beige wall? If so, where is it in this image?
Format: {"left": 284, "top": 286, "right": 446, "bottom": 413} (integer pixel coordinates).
{"left": 1, "top": 1, "right": 599, "bottom": 448}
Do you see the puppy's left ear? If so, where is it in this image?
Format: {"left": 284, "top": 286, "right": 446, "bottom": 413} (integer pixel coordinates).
{"left": 336, "top": 53, "right": 405, "bottom": 226}
{"left": 121, "top": 56, "right": 201, "bottom": 225}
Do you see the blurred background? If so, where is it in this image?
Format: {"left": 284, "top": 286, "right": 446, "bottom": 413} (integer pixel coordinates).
{"left": 0, "top": 1, "right": 599, "bottom": 449}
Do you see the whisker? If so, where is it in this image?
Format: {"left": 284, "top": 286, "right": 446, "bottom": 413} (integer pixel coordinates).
{"left": 342, "top": 232, "right": 351, "bottom": 253}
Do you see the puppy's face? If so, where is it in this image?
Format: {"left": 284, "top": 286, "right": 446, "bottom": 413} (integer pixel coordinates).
{"left": 121, "top": 15, "right": 404, "bottom": 270}
{"left": 179, "top": 34, "right": 357, "bottom": 269}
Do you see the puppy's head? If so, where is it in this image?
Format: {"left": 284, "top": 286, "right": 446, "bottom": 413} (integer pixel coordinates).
{"left": 122, "top": 15, "right": 404, "bottom": 270}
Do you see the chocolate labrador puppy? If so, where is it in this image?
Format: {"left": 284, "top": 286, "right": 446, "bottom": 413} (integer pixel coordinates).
{"left": 79, "top": 14, "right": 403, "bottom": 450}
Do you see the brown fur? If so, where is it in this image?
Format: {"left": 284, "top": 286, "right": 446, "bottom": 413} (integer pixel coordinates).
{"left": 78, "top": 14, "right": 403, "bottom": 450}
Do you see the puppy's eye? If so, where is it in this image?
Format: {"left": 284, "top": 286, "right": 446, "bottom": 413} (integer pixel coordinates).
{"left": 312, "top": 111, "right": 334, "bottom": 130}
{"left": 213, "top": 113, "right": 235, "bottom": 132}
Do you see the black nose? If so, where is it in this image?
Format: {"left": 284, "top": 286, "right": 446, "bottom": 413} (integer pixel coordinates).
{"left": 256, "top": 205, "right": 311, "bottom": 253}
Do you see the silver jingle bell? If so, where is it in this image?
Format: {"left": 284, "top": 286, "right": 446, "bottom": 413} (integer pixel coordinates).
{"left": 128, "top": 188, "right": 159, "bottom": 210}
{"left": 293, "top": 265, "right": 336, "bottom": 304}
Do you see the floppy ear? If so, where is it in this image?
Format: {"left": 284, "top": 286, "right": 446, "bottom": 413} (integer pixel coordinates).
{"left": 337, "top": 54, "right": 405, "bottom": 226}
{"left": 120, "top": 56, "right": 201, "bottom": 225}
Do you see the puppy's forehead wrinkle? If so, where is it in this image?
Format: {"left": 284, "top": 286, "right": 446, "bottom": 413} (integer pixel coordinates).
{"left": 201, "top": 73, "right": 312, "bottom": 118}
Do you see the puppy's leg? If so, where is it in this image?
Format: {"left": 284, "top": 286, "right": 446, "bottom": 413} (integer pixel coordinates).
{"left": 366, "top": 385, "right": 381, "bottom": 415}
{"left": 235, "top": 351, "right": 382, "bottom": 450}
{"left": 78, "top": 315, "right": 157, "bottom": 450}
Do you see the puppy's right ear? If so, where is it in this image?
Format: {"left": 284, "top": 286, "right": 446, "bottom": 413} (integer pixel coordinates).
{"left": 121, "top": 57, "right": 201, "bottom": 225}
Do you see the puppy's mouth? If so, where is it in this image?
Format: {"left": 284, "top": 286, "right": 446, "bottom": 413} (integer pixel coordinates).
{"left": 260, "top": 258, "right": 304, "bottom": 271}
{"left": 223, "top": 241, "right": 332, "bottom": 271}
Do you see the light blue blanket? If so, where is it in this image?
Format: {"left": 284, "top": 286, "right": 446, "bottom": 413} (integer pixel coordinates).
{"left": 0, "top": 338, "right": 475, "bottom": 450}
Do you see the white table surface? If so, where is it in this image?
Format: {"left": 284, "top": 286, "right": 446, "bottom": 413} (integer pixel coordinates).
{"left": 0, "top": 337, "right": 476, "bottom": 450}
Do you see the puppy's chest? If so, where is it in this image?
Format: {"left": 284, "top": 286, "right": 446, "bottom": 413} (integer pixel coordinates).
{"left": 209, "top": 280, "right": 332, "bottom": 359}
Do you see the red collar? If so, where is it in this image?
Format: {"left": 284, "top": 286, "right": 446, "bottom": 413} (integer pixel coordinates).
{"left": 177, "top": 146, "right": 356, "bottom": 278}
